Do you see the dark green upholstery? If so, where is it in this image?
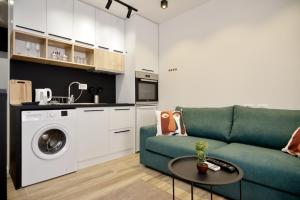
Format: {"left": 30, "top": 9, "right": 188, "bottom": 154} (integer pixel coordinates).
{"left": 176, "top": 106, "right": 233, "bottom": 142}
{"left": 140, "top": 106, "right": 300, "bottom": 200}
{"left": 209, "top": 143, "right": 300, "bottom": 196}
{"left": 230, "top": 106, "right": 300, "bottom": 149}
{"left": 145, "top": 136, "right": 227, "bottom": 158}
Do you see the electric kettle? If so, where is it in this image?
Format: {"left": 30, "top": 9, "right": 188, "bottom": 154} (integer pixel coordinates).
{"left": 35, "top": 88, "right": 52, "bottom": 105}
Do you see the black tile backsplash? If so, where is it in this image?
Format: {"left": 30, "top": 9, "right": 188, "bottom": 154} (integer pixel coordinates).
{"left": 10, "top": 60, "right": 116, "bottom": 103}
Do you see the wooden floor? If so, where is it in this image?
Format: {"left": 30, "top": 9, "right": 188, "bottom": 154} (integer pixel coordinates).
{"left": 8, "top": 154, "right": 227, "bottom": 200}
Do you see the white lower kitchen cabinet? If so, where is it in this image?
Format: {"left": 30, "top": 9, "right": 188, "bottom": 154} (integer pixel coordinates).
{"left": 75, "top": 108, "right": 109, "bottom": 163}
{"left": 76, "top": 106, "right": 135, "bottom": 169}
{"left": 135, "top": 105, "right": 157, "bottom": 152}
{"left": 109, "top": 129, "right": 133, "bottom": 154}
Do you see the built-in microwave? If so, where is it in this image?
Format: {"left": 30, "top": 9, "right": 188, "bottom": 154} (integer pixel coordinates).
{"left": 135, "top": 71, "right": 158, "bottom": 104}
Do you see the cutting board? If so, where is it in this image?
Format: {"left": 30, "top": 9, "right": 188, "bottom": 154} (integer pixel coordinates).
{"left": 10, "top": 80, "right": 32, "bottom": 105}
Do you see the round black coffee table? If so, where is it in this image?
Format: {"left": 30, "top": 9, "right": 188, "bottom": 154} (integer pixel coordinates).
{"left": 168, "top": 156, "right": 244, "bottom": 200}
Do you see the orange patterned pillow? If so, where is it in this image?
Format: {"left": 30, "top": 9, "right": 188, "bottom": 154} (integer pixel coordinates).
{"left": 156, "top": 110, "right": 187, "bottom": 136}
{"left": 282, "top": 127, "right": 300, "bottom": 157}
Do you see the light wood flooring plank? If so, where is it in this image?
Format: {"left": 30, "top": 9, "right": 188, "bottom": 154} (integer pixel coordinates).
{"left": 8, "top": 154, "right": 227, "bottom": 200}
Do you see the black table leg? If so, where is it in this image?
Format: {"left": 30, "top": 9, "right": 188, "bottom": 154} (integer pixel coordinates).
{"left": 210, "top": 185, "right": 213, "bottom": 200}
{"left": 191, "top": 182, "right": 194, "bottom": 200}
{"left": 172, "top": 176, "right": 175, "bottom": 200}
{"left": 240, "top": 180, "right": 242, "bottom": 200}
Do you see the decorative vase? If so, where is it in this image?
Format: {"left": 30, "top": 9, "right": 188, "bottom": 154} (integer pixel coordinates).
{"left": 197, "top": 162, "right": 208, "bottom": 174}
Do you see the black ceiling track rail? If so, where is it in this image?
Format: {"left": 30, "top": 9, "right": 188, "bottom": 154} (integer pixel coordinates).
{"left": 105, "top": 0, "right": 138, "bottom": 18}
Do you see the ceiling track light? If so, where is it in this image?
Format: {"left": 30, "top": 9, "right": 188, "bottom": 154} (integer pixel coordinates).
{"left": 105, "top": 0, "right": 112, "bottom": 9}
{"left": 127, "top": 8, "right": 132, "bottom": 19}
{"left": 161, "top": 0, "right": 168, "bottom": 9}
{"left": 105, "top": 0, "right": 138, "bottom": 19}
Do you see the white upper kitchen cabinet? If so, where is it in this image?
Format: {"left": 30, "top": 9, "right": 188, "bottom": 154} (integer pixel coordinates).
{"left": 111, "top": 16, "right": 125, "bottom": 53}
{"left": 13, "top": 0, "right": 47, "bottom": 34}
{"left": 96, "top": 9, "right": 125, "bottom": 52}
{"left": 133, "top": 15, "right": 158, "bottom": 73}
{"left": 74, "top": 0, "right": 95, "bottom": 46}
{"left": 47, "top": 0, "right": 73, "bottom": 41}
{"left": 96, "top": 9, "right": 113, "bottom": 50}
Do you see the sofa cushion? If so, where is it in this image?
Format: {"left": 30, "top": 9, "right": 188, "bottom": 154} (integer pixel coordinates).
{"left": 145, "top": 136, "right": 227, "bottom": 158}
{"left": 209, "top": 143, "right": 300, "bottom": 195}
{"left": 230, "top": 106, "right": 300, "bottom": 149}
{"left": 176, "top": 106, "right": 233, "bottom": 142}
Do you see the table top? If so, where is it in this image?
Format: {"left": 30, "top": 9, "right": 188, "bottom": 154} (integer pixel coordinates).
{"left": 168, "top": 156, "right": 244, "bottom": 186}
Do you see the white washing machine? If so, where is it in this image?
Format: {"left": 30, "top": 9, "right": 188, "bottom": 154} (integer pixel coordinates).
{"left": 21, "top": 109, "right": 78, "bottom": 187}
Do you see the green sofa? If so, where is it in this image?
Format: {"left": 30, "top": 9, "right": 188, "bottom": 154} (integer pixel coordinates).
{"left": 140, "top": 106, "right": 300, "bottom": 200}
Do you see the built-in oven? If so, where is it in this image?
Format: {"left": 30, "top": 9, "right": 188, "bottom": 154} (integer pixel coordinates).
{"left": 135, "top": 71, "right": 158, "bottom": 104}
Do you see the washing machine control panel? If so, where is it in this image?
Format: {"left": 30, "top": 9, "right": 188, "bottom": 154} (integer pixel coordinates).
{"left": 22, "top": 110, "right": 70, "bottom": 122}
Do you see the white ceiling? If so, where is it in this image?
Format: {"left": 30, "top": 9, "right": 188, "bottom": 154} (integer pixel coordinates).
{"left": 81, "top": 0, "right": 208, "bottom": 23}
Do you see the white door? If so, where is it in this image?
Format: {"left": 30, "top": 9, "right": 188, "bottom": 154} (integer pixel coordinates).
{"left": 74, "top": 1, "right": 95, "bottom": 46}
{"left": 76, "top": 108, "right": 109, "bottom": 162}
{"left": 96, "top": 9, "right": 113, "bottom": 50}
{"left": 136, "top": 105, "right": 157, "bottom": 152}
{"left": 14, "top": 0, "right": 46, "bottom": 34}
{"left": 111, "top": 16, "right": 125, "bottom": 53}
{"left": 135, "top": 16, "right": 158, "bottom": 73}
{"left": 47, "top": 0, "right": 73, "bottom": 41}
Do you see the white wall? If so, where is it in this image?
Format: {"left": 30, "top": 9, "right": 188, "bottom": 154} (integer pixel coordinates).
{"left": 159, "top": 0, "right": 300, "bottom": 110}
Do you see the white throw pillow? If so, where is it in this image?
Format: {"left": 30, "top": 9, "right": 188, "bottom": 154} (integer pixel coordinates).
{"left": 282, "top": 127, "right": 300, "bottom": 157}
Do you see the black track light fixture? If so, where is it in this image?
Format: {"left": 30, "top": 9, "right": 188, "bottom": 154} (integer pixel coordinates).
{"left": 104, "top": 0, "right": 138, "bottom": 19}
{"left": 105, "top": 0, "right": 112, "bottom": 9}
{"left": 161, "top": 0, "right": 168, "bottom": 9}
{"left": 127, "top": 8, "right": 133, "bottom": 19}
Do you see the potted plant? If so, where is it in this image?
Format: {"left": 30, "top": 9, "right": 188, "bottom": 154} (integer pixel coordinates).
{"left": 195, "top": 141, "right": 208, "bottom": 174}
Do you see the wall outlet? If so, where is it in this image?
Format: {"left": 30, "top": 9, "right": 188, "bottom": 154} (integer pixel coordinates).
{"left": 79, "top": 84, "right": 87, "bottom": 90}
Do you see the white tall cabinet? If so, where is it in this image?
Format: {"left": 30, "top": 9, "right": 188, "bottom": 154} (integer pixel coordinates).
{"left": 47, "top": 0, "right": 73, "bottom": 40}
{"left": 74, "top": 0, "right": 96, "bottom": 46}
{"left": 134, "top": 16, "right": 158, "bottom": 73}
{"left": 116, "top": 15, "right": 159, "bottom": 104}
{"left": 13, "top": 0, "right": 47, "bottom": 34}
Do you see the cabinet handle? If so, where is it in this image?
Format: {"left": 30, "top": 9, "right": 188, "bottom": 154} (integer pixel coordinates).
{"left": 114, "top": 130, "right": 131, "bottom": 134}
{"left": 84, "top": 109, "right": 104, "bottom": 112}
{"left": 98, "top": 46, "right": 109, "bottom": 50}
{"left": 16, "top": 25, "right": 45, "bottom": 34}
{"left": 48, "top": 33, "right": 72, "bottom": 41}
{"left": 114, "top": 108, "right": 130, "bottom": 111}
{"left": 142, "top": 69, "right": 154, "bottom": 72}
{"left": 75, "top": 40, "right": 94, "bottom": 47}
{"left": 113, "top": 50, "right": 124, "bottom": 54}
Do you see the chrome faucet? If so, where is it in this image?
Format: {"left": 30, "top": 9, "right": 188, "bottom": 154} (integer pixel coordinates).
{"left": 67, "top": 82, "right": 81, "bottom": 104}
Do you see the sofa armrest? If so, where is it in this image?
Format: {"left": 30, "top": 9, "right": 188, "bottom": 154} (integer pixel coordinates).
{"left": 140, "top": 124, "right": 157, "bottom": 163}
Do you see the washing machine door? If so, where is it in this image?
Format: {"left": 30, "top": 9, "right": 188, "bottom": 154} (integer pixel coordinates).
{"left": 32, "top": 124, "right": 71, "bottom": 160}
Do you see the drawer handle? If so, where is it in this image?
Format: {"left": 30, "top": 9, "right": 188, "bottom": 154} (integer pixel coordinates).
{"left": 98, "top": 46, "right": 109, "bottom": 50}
{"left": 113, "top": 50, "right": 124, "bottom": 54}
{"left": 114, "top": 109, "right": 130, "bottom": 111}
{"left": 114, "top": 130, "right": 131, "bottom": 134}
{"left": 84, "top": 110, "right": 104, "bottom": 112}
{"left": 16, "top": 25, "right": 45, "bottom": 34}
{"left": 48, "top": 33, "right": 72, "bottom": 41}
{"left": 141, "top": 69, "right": 154, "bottom": 72}
{"left": 75, "top": 40, "right": 94, "bottom": 47}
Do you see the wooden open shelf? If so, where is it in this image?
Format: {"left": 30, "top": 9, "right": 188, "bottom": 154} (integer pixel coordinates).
{"left": 11, "top": 30, "right": 124, "bottom": 73}
{"left": 74, "top": 45, "right": 94, "bottom": 66}
{"left": 47, "top": 39, "right": 73, "bottom": 63}
{"left": 12, "top": 31, "right": 47, "bottom": 59}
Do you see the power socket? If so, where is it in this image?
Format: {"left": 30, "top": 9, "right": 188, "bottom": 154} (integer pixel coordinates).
{"left": 79, "top": 84, "right": 88, "bottom": 90}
